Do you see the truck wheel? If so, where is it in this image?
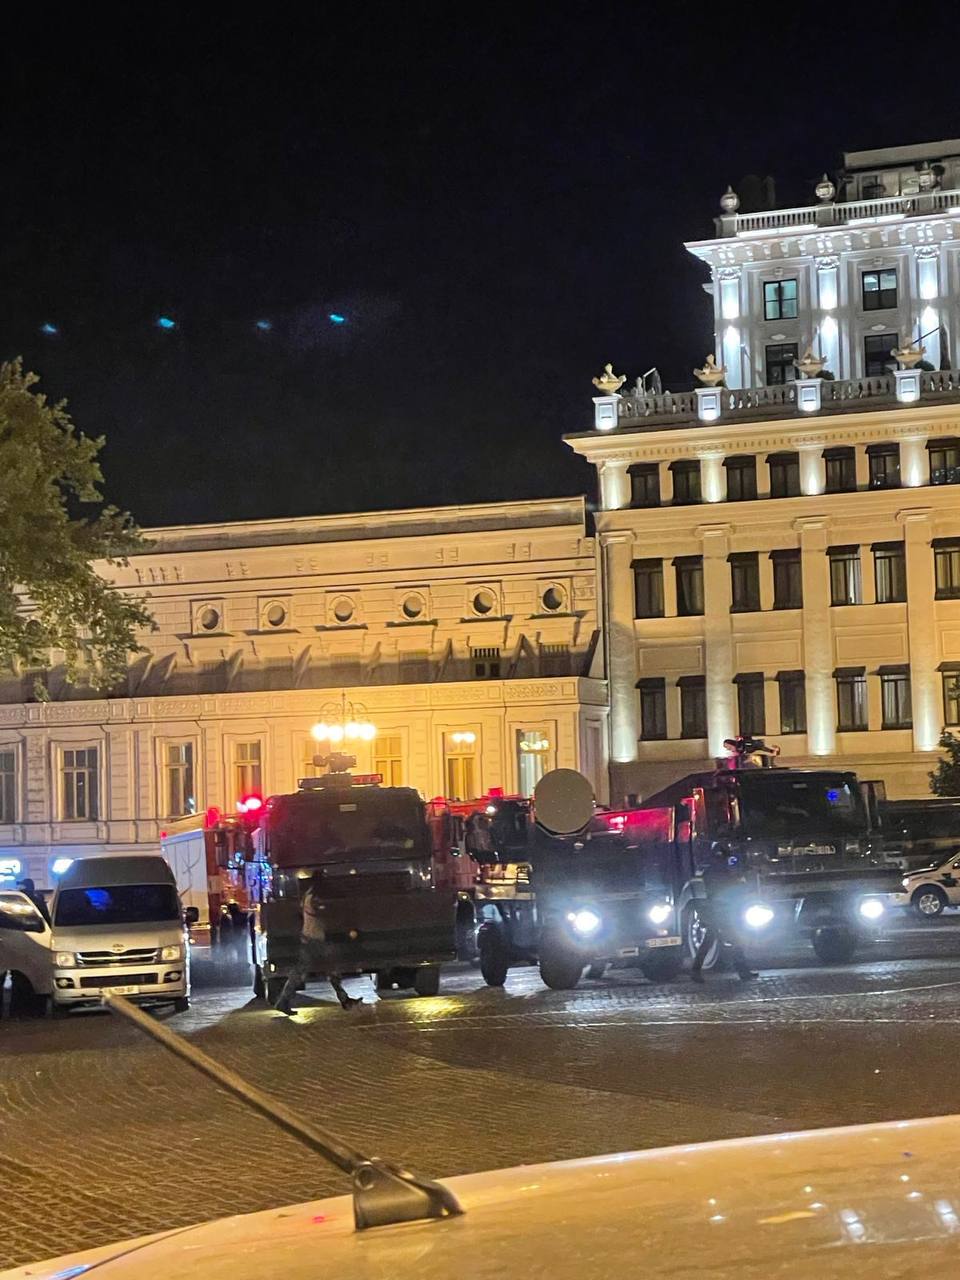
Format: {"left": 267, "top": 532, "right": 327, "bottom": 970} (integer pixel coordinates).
{"left": 912, "top": 885, "right": 947, "bottom": 919}
{"left": 479, "top": 928, "right": 510, "bottom": 986}
{"left": 252, "top": 964, "right": 265, "bottom": 999}
{"left": 455, "top": 904, "right": 479, "bottom": 962}
{"left": 265, "top": 976, "right": 286, "bottom": 1005}
{"left": 640, "top": 950, "right": 684, "bottom": 982}
{"left": 538, "top": 937, "right": 584, "bottom": 991}
{"left": 684, "top": 905, "right": 721, "bottom": 971}
{"left": 414, "top": 966, "right": 441, "bottom": 997}
{"left": 811, "top": 926, "right": 858, "bottom": 964}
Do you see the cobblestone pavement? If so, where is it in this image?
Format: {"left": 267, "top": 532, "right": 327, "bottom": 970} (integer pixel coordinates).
{"left": 4, "top": 917, "right": 960, "bottom": 1270}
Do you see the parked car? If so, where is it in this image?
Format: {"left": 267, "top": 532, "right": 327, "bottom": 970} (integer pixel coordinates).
{"left": 892, "top": 850, "right": 960, "bottom": 918}
{"left": 0, "top": 890, "right": 53, "bottom": 1011}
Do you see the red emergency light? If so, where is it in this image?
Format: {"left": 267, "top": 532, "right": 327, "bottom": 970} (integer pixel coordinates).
{"left": 349, "top": 773, "right": 383, "bottom": 786}
{"left": 237, "top": 794, "right": 264, "bottom": 815}
{"left": 595, "top": 807, "right": 673, "bottom": 841}
{"left": 203, "top": 806, "right": 223, "bottom": 829}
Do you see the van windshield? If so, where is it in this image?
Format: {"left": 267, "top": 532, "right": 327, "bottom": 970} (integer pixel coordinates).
{"left": 54, "top": 884, "right": 180, "bottom": 927}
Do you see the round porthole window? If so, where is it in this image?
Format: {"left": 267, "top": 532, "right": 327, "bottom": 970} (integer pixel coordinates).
{"left": 401, "top": 593, "right": 425, "bottom": 620}
{"left": 265, "top": 602, "right": 287, "bottom": 628}
{"left": 198, "top": 606, "right": 221, "bottom": 632}
{"left": 472, "top": 588, "right": 496, "bottom": 616}
{"left": 333, "top": 597, "right": 355, "bottom": 624}
{"left": 541, "top": 585, "right": 565, "bottom": 613}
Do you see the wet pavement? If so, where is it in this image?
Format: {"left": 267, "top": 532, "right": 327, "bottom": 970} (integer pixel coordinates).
{"left": 3, "top": 915, "right": 960, "bottom": 1271}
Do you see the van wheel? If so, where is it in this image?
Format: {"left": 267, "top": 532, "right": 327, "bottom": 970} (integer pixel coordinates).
{"left": 811, "top": 926, "right": 858, "bottom": 964}
{"left": 912, "top": 885, "right": 947, "bottom": 919}
{"left": 479, "top": 927, "right": 510, "bottom": 986}
{"left": 172, "top": 996, "right": 190, "bottom": 1013}
{"left": 414, "top": 966, "right": 440, "bottom": 997}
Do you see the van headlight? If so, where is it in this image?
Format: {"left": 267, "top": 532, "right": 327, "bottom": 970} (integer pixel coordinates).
{"left": 647, "top": 903, "right": 672, "bottom": 925}
{"left": 567, "top": 909, "right": 602, "bottom": 936}
{"left": 744, "top": 904, "right": 774, "bottom": 929}
{"left": 858, "top": 897, "right": 885, "bottom": 921}
{"left": 160, "top": 943, "right": 184, "bottom": 962}
{"left": 55, "top": 951, "right": 77, "bottom": 968}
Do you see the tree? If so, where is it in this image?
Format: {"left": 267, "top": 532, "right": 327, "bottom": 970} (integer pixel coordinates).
{"left": 0, "top": 359, "right": 151, "bottom": 690}
{"left": 929, "top": 730, "right": 960, "bottom": 796}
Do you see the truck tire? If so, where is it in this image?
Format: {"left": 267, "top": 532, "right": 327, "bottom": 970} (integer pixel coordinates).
{"left": 811, "top": 926, "right": 858, "bottom": 964}
{"left": 684, "top": 905, "right": 721, "bottom": 971}
{"left": 912, "top": 885, "right": 947, "bottom": 919}
{"left": 414, "top": 966, "right": 441, "bottom": 997}
{"left": 640, "top": 949, "right": 684, "bottom": 982}
{"left": 265, "top": 975, "right": 287, "bottom": 1005}
{"left": 479, "top": 927, "right": 510, "bottom": 986}
{"left": 538, "top": 937, "right": 584, "bottom": 991}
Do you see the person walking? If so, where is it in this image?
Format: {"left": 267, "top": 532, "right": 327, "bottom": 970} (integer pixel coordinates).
{"left": 274, "top": 879, "right": 362, "bottom": 1014}
{"left": 690, "top": 854, "right": 758, "bottom": 983}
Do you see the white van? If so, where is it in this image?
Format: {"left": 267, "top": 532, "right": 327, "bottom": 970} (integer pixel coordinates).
{"left": 47, "top": 855, "right": 191, "bottom": 1012}
{"left": 0, "top": 890, "right": 54, "bottom": 1010}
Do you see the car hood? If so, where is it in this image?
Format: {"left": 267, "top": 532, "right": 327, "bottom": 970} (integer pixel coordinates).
{"left": 6, "top": 1112, "right": 960, "bottom": 1279}
{"left": 50, "top": 922, "right": 185, "bottom": 952}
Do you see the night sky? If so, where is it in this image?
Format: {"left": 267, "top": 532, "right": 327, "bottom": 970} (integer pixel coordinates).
{"left": 4, "top": 6, "right": 959, "bottom": 528}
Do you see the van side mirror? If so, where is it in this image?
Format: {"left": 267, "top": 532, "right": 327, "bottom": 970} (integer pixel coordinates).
{"left": 184, "top": 905, "right": 200, "bottom": 926}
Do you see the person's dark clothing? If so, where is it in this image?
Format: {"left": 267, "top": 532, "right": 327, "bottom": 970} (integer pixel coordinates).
{"left": 690, "top": 861, "right": 758, "bottom": 981}
{"left": 17, "top": 879, "right": 50, "bottom": 924}
{"left": 274, "top": 887, "right": 361, "bottom": 1013}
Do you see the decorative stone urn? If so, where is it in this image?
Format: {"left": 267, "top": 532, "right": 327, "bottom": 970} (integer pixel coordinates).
{"left": 815, "top": 173, "right": 836, "bottom": 202}
{"left": 719, "top": 186, "right": 739, "bottom": 213}
{"left": 890, "top": 341, "right": 926, "bottom": 369}
{"left": 592, "top": 363, "right": 626, "bottom": 395}
{"left": 796, "top": 346, "right": 826, "bottom": 378}
{"left": 693, "top": 354, "right": 727, "bottom": 387}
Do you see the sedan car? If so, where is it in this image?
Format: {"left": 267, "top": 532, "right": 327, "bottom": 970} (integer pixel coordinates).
{"left": 893, "top": 850, "right": 960, "bottom": 918}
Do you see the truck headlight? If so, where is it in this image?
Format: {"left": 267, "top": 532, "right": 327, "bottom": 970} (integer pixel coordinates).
{"left": 567, "top": 908, "right": 601, "bottom": 936}
{"left": 858, "top": 897, "right": 885, "bottom": 921}
{"left": 647, "top": 903, "right": 672, "bottom": 925}
{"left": 160, "top": 943, "right": 184, "bottom": 962}
{"left": 744, "top": 904, "right": 774, "bottom": 929}
{"left": 55, "top": 951, "right": 77, "bottom": 968}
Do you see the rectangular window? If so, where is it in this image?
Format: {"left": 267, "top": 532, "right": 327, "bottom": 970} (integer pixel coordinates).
{"left": 679, "top": 677, "right": 707, "bottom": 739}
{"left": 670, "top": 460, "right": 701, "bottom": 505}
{"left": 373, "top": 733, "right": 404, "bottom": 787}
{"left": 768, "top": 452, "right": 801, "bottom": 498}
{"left": 233, "top": 741, "right": 262, "bottom": 799}
{"left": 516, "top": 728, "right": 552, "bottom": 795}
{"left": 724, "top": 456, "right": 757, "bottom": 502}
{"left": 824, "top": 446, "right": 857, "bottom": 494}
{"left": 836, "top": 671, "right": 868, "bottom": 732}
{"left": 873, "top": 542, "right": 906, "bottom": 603}
{"left": 629, "top": 463, "right": 660, "bottom": 508}
{"left": 639, "top": 679, "right": 667, "bottom": 741}
{"left": 771, "top": 549, "right": 802, "bottom": 609}
{"left": 829, "top": 546, "right": 862, "bottom": 606}
{"left": 763, "top": 279, "right": 798, "bottom": 321}
{"left": 868, "top": 443, "right": 900, "bottom": 489}
{"left": 934, "top": 540, "right": 960, "bottom": 599}
{"left": 163, "top": 742, "right": 195, "bottom": 817}
{"left": 864, "top": 333, "right": 897, "bottom": 376}
{"left": 929, "top": 438, "right": 960, "bottom": 486}
{"left": 0, "top": 750, "right": 15, "bottom": 824}
{"left": 729, "top": 552, "right": 761, "bottom": 613}
{"left": 675, "top": 556, "right": 704, "bottom": 617}
{"left": 765, "top": 342, "right": 798, "bottom": 386}
{"left": 633, "top": 559, "right": 664, "bottom": 619}
{"left": 444, "top": 731, "right": 478, "bottom": 800}
{"left": 862, "top": 268, "right": 898, "bottom": 311}
{"left": 943, "top": 670, "right": 960, "bottom": 727}
{"left": 736, "top": 673, "right": 766, "bottom": 736}
{"left": 777, "top": 672, "right": 807, "bottom": 734}
{"left": 62, "top": 747, "right": 99, "bottom": 821}
{"left": 880, "top": 670, "right": 912, "bottom": 729}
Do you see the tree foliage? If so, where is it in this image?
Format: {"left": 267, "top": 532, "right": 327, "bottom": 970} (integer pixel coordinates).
{"left": 0, "top": 359, "right": 151, "bottom": 689}
{"left": 929, "top": 730, "right": 960, "bottom": 796}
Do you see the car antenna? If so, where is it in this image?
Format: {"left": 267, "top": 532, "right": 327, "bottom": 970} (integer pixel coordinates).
{"left": 102, "top": 992, "right": 464, "bottom": 1230}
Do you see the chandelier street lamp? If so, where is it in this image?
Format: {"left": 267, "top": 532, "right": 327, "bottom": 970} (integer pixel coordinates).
{"left": 310, "top": 691, "right": 377, "bottom": 745}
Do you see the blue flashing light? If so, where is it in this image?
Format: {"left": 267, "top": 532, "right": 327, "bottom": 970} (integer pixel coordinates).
{"left": 156, "top": 315, "right": 176, "bottom": 330}
{"left": 328, "top": 313, "right": 346, "bottom": 325}
{"left": 40, "top": 322, "right": 59, "bottom": 336}
{"left": 827, "top": 789, "right": 840, "bottom": 804}
{"left": 255, "top": 319, "right": 272, "bottom": 332}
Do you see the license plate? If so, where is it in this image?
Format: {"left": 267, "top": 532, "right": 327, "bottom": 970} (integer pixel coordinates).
{"left": 102, "top": 985, "right": 138, "bottom": 996}
{"left": 645, "top": 936, "right": 681, "bottom": 948}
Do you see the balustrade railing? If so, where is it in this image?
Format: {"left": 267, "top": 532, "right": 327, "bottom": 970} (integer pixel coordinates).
{"left": 726, "top": 189, "right": 960, "bottom": 235}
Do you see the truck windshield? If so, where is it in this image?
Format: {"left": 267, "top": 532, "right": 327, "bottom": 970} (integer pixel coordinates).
{"left": 54, "top": 884, "right": 181, "bottom": 927}
{"left": 268, "top": 790, "right": 427, "bottom": 867}
{"left": 737, "top": 773, "right": 865, "bottom": 839}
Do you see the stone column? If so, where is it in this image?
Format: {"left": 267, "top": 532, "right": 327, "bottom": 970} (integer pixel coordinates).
{"left": 901, "top": 509, "right": 940, "bottom": 752}
{"left": 796, "top": 518, "right": 835, "bottom": 756}
{"left": 601, "top": 531, "right": 640, "bottom": 765}
{"left": 854, "top": 445, "right": 871, "bottom": 491}
{"left": 799, "top": 445, "right": 825, "bottom": 496}
{"left": 699, "top": 524, "right": 735, "bottom": 757}
{"left": 599, "top": 459, "right": 631, "bottom": 511}
{"left": 901, "top": 436, "right": 930, "bottom": 489}
{"left": 700, "top": 452, "right": 726, "bottom": 503}
{"left": 659, "top": 461, "right": 674, "bottom": 504}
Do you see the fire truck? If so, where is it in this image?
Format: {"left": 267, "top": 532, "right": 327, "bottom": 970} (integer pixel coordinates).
{"left": 249, "top": 768, "right": 462, "bottom": 1003}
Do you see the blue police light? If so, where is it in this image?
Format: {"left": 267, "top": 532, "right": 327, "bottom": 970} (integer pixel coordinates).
{"left": 40, "top": 322, "right": 59, "bottom": 336}
{"left": 827, "top": 789, "right": 840, "bottom": 804}
{"left": 328, "top": 313, "right": 346, "bottom": 325}
{"left": 156, "top": 316, "right": 176, "bottom": 330}
{"left": 255, "top": 319, "right": 272, "bottom": 332}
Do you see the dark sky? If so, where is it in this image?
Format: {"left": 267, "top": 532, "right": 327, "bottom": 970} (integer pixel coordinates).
{"left": 3, "top": 4, "right": 959, "bottom": 528}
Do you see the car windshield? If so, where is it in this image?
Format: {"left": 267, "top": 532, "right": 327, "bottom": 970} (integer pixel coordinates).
{"left": 268, "top": 790, "right": 428, "bottom": 866}
{"left": 738, "top": 773, "right": 865, "bottom": 838}
{"left": 54, "top": 884, "right": 181, "bottom": 927}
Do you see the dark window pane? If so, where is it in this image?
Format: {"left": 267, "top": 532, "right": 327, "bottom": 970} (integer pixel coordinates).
{"left": 640, "top": 681, "right": 667, "bottom": 740}
{"left": 829, "top": 550, "right": 862, "bottom": 605}
{"left": 768, "top": 453, "right": 800, "bottom": 498}
{"left": 778, "top": 676, "right": 806, "bottom": 734}
{"left": 935, "top": 544, "right": 960, "bottom": 598}
{"left": 630, "top": 464, "right": 660, "bottom": 508}
{"left": 671, "top": 461, "right": 701, "bottom": 505}
{"left": 868, "top": 445, "right": 900, "bottom": 489}
{"left": 881, "top": 673, "right": 912, "bottom": 729}
{"left": 824, "top": 448, "right": 857, "bottom": 493}
{"left": 675, "top": 558, "right": 704, "bottom": 616}
{"left": 874, "top": 546, "right": 906, "bottom": 603}
{"left": 725, "top": 457, "right": 757, "bottom": 502}
{"left": 765, "top": 343, "right": 798, "bottom": 386}
{"left": 634, "top": 560, "right": 665, "bottom": 619}
{"left": 837, "top": 675, "right": 868, "bottom": 731}
{"left": 943, "top": 673, "right": 960, "bottom": 726}
{"left": 772, "top": 551, "right": 802, "bottom": 609}
{"left": 864, "top": 334, "right": 897, "bottom": 376}
{"left": 680, "top": 680, "right": 707, "bottom": 738}
{"left": 737, "top": 676, "right": 765, "bottom": 736}
{"left": 730, "top": 554, "right": 760, "bottom": 612}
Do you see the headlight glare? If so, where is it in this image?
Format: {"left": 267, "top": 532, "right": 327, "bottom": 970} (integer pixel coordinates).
{"left": 744, "top": 904, "right": 774, "bottom": 929}
{"left": 160, "top": 943, "right": 183, "bottom": 962}
{"left": 55, "top": 951, "right": 76, "bottom": 968}
{"left": 647, "top": 903, "right": 672, "bottom": 925}
{"left": 858, "top": 897, "right": 885, "bottom": 921}
{"left": 567, "top": 908, "right": 601, "bottom": 936}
